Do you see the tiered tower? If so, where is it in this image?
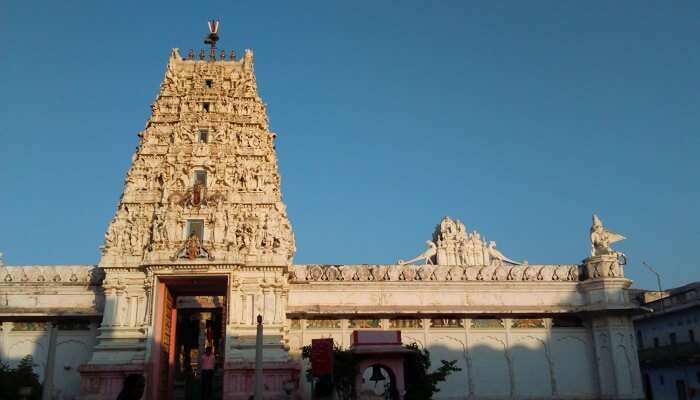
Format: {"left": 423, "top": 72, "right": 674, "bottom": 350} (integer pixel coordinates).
{"left": 100, "top": 48, "right": 295, "bottom": 268}
{"left": 81, "top": 40, "right": 300, "bottom": 399}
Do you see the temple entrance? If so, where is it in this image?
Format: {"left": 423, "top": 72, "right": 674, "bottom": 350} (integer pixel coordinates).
{"left": 153, "top": 276, "right": 227, "bottom": 400}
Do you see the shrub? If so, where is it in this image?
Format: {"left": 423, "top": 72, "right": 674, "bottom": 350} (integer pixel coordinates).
{"left": 0, "top": 355, "right": 42, "bottom": 400}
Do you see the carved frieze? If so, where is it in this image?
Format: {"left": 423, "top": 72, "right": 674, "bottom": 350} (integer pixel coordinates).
{"left": 289, "top": 264, "right": 581, "bottom": 283}
{"left": 0, "top": 265, "right": 104, "bottom": 286}
{"left": 389, "top": 319, "right": 423, "bottom": 329}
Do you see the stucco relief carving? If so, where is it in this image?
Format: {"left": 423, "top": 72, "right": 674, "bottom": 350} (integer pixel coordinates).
{"left": 99, "top": 48, "right": 295, "bottom": 268}
{"left": 582, "top": 255, "right": 624, "bottom": 279}
{"left": 289, "top": 264, "right": 580, "bottom": 283}
{"left": 0, "top": 265, "right": 104, "bottom": 285}
{"left": 400, "top": 217, "right": 522, "bottom": 267}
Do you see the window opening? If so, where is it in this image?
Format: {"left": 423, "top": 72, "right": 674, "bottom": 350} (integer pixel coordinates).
{"left": 690, "top": 329, "right": 695, "bottom": 343}
{"left": 653, "top": 337, "right": 659, "bottom": 348}
{"left": 202, "top": 102, "right": 210, "bottom": 112}
{"left": 670, "top": 332, "right": 677, "bottom": 345}
{"left": 198, "top": 129, "right": 209, "bottom": 143}
{"left": 194, "top": 170, "right": 207, "bottom": 187}
{"left": 186, "top": 219, "right": 204, "bottom": 240}
{"left": 205, "top": 79, "right": 213, "bottom": 88}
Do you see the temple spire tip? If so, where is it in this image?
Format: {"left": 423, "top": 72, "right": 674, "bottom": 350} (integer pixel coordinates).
{"left": 204, "top": 19, "right": 220, "bottom": 50}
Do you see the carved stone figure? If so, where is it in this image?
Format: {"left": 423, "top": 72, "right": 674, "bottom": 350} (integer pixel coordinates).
{"left": 432, "top": 217, "right": 495, "bottom": 265}
{"left": 398, "top": 241, "right": 437, "bottom": 265}
{"left": 224, "top": 211, "right": 238, "bottom": 251}
{"left": 152, "top": 208, "right": 165, "bottom": 244}
{"left": 211, "top": 200, "right": 226, "bottom": 243}
{"left": 487, "top": 241, "right": 520, "bottom": 265}
{"left": 163, "top": 203, "right": 180, "bottom": 244}
{"left": 590, "top": 214, "right": 626, "bottom": 256}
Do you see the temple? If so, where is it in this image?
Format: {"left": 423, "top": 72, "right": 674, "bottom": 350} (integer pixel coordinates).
{"left": 0, "top": 35, "right": 644, "bottom": 400}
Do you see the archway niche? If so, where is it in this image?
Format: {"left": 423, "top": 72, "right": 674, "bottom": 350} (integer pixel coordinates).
{"left": 351, "top": 331, "right": 409, "bottom": 400}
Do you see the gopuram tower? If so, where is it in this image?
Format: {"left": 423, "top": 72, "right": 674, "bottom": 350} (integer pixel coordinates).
{"left": 80, "top": 24, "right": 299, "bottom": 399}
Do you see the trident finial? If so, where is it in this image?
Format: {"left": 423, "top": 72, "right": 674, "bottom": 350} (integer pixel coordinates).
{"left": 204, "top": 20, "right": 220, "bottom": 50}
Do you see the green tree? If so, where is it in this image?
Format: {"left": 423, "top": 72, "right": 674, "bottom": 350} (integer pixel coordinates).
{"left": 402, "top": 342, "right": 461, "bottom": 400}
{"left": 302, "top": 344, "right": 357, "bottom": 400}
{"left": 0, "top": 356, "right": 42, "bottom": 400}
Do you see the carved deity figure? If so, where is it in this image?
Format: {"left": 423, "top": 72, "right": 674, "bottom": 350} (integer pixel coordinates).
{"left": 590, "top": 214, "right": 626, "bottom": 256}
{"left": 185, "top": 233, "right": 201, "bottom": 260}
{"left": 253, "top": 166, "right": 264, "bottom": 191}
{"left": 163, "top": 202, "right": 181, "bottom": 244}
{"left": 152, "top": 208, "right": 165, "bottom": 243}
{"left": 224, "top": 210, "right": 238, "bottom": 251}
{"left": 427, "top": 216, "right": 519, "bottom": 266}
{"left": 211, "top": 199, "right": 226, "bottom": 243}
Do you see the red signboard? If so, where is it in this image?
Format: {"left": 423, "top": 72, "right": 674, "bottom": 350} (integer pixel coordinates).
{"left": 311, "top": 338, "right": 334, "bottom": 377}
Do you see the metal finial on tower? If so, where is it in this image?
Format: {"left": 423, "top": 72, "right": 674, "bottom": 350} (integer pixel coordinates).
{"left": 204, "top": 20, "right": 220, "bottom": 50}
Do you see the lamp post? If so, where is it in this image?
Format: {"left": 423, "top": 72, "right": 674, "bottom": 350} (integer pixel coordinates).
{"left": 642, "top": 261, "right": 664, "bottom": 312}
{"left": 642, "top": 262, "right": 663, "bottom": 293}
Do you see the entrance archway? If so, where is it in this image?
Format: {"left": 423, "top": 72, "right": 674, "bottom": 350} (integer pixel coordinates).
{"left": 151, "top": 275, "right": 228, "bottom": 400}
{"left": 358, "top": 364, "right": 399, "bottom": 400}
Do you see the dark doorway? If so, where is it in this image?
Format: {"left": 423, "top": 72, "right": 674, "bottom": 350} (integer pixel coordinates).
{"left": 154, "top": 276, "right": 227, "bottom": 400}
{"left": 173, "top": 307, "right": 224, "bottom": 399}
{"left": 643, "top": 373, "right": 653, "bottom": 400}
{"left": 676, "top": 379, "right": 687, "bottom": 400}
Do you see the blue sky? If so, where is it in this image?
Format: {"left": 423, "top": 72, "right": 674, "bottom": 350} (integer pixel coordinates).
{"left": 0, "top": 1, "right": 698, "bottom": 290}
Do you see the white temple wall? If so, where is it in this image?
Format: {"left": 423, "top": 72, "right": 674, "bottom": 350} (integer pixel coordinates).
{"left": 550, "top": 331, "right": 598, "bottom": 396}
{"left": 0, "top": 321, "right": 99, "bottom": 400}
{"left": 425, "top": 331, "right": 470, "bottom": 398}
{"left": 286, "top": 318, "right": 602, "bottom": 399}
{"left": 286, "top": 279, "right": 587, "bottom": 316}
{"left": 509, "top": 333, "right": 550, "bottom": 397}
{"left": 53, "top": 327, "right": 99, "bottom": 400}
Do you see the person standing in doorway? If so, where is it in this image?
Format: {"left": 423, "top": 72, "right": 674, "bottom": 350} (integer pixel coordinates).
{"left": 201, "top": 346, "right": 216, "bottom": 399}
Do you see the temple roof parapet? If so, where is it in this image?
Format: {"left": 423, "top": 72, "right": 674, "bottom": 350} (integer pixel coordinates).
{"left": 170, "top": 47, "right": 252, "bottom": 64}
{"left": 289, "top": 263, "right": 582, "bottom": 283}
{"left": 0, "top": 265, "right": 104, "bottom": 286}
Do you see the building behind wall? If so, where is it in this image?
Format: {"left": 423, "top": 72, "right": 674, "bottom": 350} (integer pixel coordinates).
{"left": 634, "top": 282, "right": 700, "bottom": 400}
{"left": 0, "top": 34, "right": 646, "bottom": 400}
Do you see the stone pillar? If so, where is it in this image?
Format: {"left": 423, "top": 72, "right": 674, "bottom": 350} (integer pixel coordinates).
{"left": 263, "top": 287, "right": 274, "bottom": 324}
{"left": 41, "top": 321, "right": 58, "bottom": 400}
{"left": 0, "top": 322, "right": 10, "bottom": 361}
{"left": 116, "top": 288, "right": 128, "bottom": 327}
{"left": 142, "top": 271, "right": 154, "bottom": 326}
{"left": 254, "top": 315, "right": 263, "bottom": 400}
{"left": 223, "top": 271, "right": 299, "bottom": 400}
{"left": 102, "top": 286, "right": 117, "bottom": 327}
{"left": 580, "top": 255, "right": 643, "bottom": 399}
{"left": 279, "top": 290, "right": 288, "bottom": 325}
{"left": 230, "top": 285, "right": 241, "bottom": 325}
